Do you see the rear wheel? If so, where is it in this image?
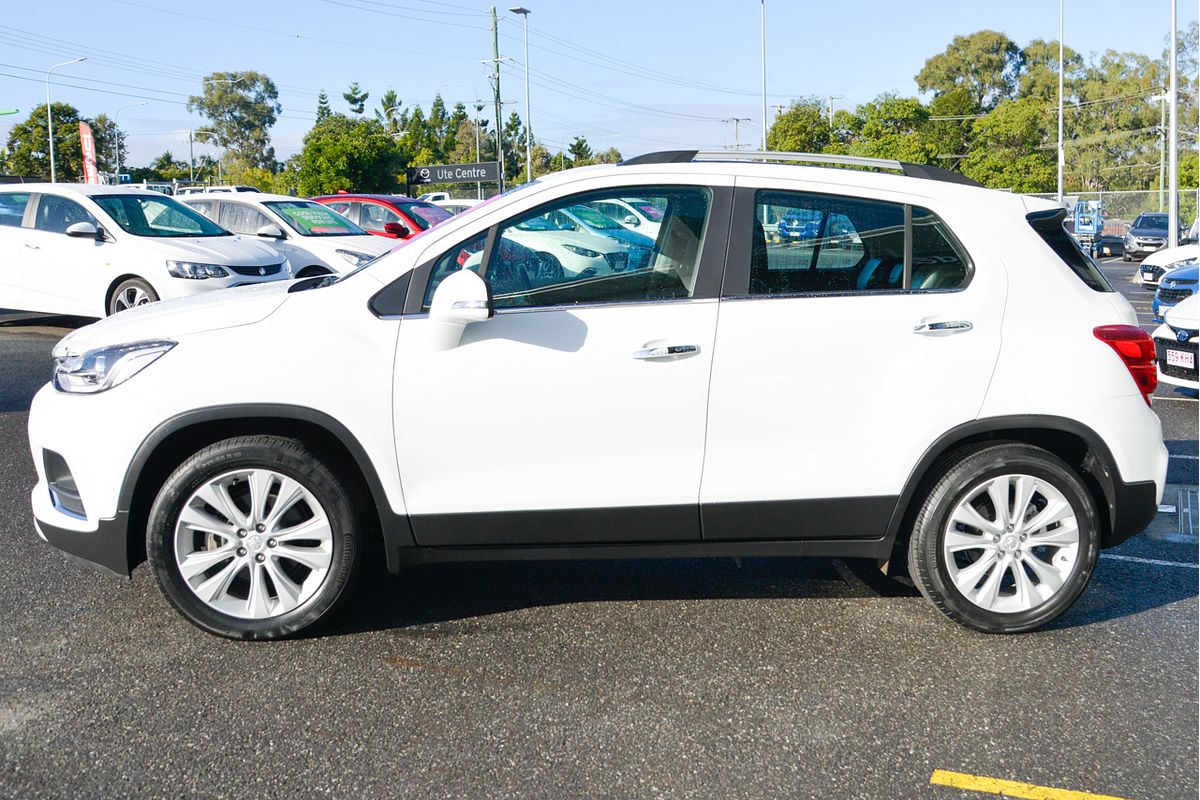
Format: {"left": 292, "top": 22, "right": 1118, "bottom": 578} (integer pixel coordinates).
{"left": 907, "top": 443, "right": 1099, "bottom": 633}
{"left": 108, "top": 278, "right": 159, "bottom": 315}
{"left": 146, "top": 436, "right": 359, "bottom": 639}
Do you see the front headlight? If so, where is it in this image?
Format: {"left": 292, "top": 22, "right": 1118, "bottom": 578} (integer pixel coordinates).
{"left": 1167, "top": 257, "right": 1198, "bottom": 270}
{"left": 562, "top": 244, "right": 602, "bottom": 258}
{"left": 52, "top": 340, "right": 175, "bottom": 394}
{"left": 167, "top": 260, "right": 230, "bottom": 279}
{"left": 335, "top": 249, "right": 374, "bottom": 267}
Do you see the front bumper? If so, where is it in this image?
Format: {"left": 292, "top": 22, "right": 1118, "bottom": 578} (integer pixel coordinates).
{"left": 28, "top": 383, "right": 161, "bottom": 578}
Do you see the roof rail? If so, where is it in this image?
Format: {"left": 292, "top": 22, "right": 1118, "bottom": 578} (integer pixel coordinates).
{"left": 618, "top": 149, "right": 982, "bottom": 188}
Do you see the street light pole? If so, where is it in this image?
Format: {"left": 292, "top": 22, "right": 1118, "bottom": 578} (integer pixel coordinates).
{"left": 1168, "top": 0, "right": 1179, "bottom": 247}
{"left": 1057, "top": 0, "right": 1064, "bottom": 204}
{"left": 761, "top": 0, "right": 768, "bottom": 152}
{"left": 509, "top": 7, "right": 532, "bottom": 183}
{"left": 113, "top": 101, "right": 147, "bottom": 184}
{"left": 45, "top": 57, "right": 86, "bottom": 183}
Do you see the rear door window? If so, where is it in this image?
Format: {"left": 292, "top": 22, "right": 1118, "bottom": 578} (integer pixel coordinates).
{"left": 0, "top": 192, "right": 31, "bottom": 227}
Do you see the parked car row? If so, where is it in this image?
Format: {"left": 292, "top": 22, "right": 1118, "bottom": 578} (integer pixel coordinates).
{"left": 0, "top": 182, "right": 685, "bottom": 320}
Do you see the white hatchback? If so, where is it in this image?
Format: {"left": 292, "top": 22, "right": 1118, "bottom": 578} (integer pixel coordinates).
{"left": 28, "top": 151, "right": 1168, "bottom": 639}
{"left": 180, "top": 193, "right": 396, "bottom": 278}
{"left": 0, "top": 184, "right": 289, "bottom": 317}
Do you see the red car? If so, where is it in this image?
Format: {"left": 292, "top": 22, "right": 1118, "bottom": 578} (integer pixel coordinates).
{"left": 311, "top": 194, "right": 452, "bottom": 240}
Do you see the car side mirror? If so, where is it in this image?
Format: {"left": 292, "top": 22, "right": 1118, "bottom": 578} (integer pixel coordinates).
{"left": 623, "top": 214, "right": 639, "bottom": 226}
{"left": 383, "top": 221, "right": 410, "bottom": 237}
{"left": 256, "top": 224, "right": 285, "bottom": 239}
{"left": 427, "top": 268, "right": 492, "bottom": 350}
{"left": 66, "top": 221, "right": 100, "bottom": 240}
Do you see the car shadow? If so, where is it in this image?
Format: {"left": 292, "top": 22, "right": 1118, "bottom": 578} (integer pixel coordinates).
{"left": 314, "top": 551, "right": 1196, "bottom": 639}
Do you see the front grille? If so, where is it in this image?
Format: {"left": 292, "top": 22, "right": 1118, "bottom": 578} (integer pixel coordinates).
{"left": 1157, "top": 287, "right": 1195, "bottom": 303}
{"left": 1143, "top": 265, "right": 1165, "bottom": 278}
{"left": 604, "top": 251, "right": 628, "bottom": 272}
{"left": 227, "top": 262, "right": 284, "bottom": 276}
{"left": 1155, "top": 337, "right": 1199, "bottom": 381}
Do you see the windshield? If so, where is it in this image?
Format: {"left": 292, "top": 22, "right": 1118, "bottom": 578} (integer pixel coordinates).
{"left": 1134, "top": 214, "right": 1168, "bottom": 230}
{"left": 567, "top": 204, "right": 621, "bottom": 230}
{"left": 94, "top": 194, "right": 228, "bottom": 237}
{"left": 515, "top": 215, "right": 558, "bottom": 232}
{"left": 264, "top": 200, "right": 367, "bottom": 236}
{"left": 395, "top": 202, "right": 452, "bottom": 231}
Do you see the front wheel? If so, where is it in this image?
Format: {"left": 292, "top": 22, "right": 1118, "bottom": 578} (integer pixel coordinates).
{"left": 907, "top": 443, "right": 1099, "bottom": 634}
{"left": 108, "top": 278, "right": 159, "bottom": 315}
{"left": 146, "top": 436, "right": 359, "bottom": 639}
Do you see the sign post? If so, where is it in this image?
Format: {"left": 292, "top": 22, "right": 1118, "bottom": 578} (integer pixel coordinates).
{"left": 406, "top": 161, "right": 501, "bottom": 194}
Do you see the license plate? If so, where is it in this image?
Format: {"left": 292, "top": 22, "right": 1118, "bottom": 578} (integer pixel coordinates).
{"left": 1166, "top": 349, "right": 1196, "bottom": 369}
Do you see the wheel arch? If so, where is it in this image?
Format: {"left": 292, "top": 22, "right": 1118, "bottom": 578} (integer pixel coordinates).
{"left": 104, "top": 274, "right": 154, "bottom": 314}
{"left": 294, "top": 265, "right": 332, "bottom": 279}
{"left": 120, "top": 404, "right": 412, "bottom": 573}
{"left": 884, "top": 416, "right": 1134, "bottom": 567}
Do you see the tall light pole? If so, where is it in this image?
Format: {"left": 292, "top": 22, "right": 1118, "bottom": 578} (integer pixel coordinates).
{"left": 113, "top": 101, "right": 147, "bottom": 184}
{"left": 1167, "top": 0, "right": 1179, "bottom": 247}
{"left": 760, "top": 0, "right": 768, "bottom": 152}
{"left": 45, "top": 57, "right": 86, "bottom": 183}
{"left": 509, "top": 7, "right": 532, "bottom": 182}
{"left": 1057, "top": 0, "right": 1064, "bottom": 203}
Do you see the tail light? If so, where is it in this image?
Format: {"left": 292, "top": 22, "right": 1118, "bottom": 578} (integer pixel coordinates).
{"left": 1094, "top": 325, "right": 1157, "bottom": 406}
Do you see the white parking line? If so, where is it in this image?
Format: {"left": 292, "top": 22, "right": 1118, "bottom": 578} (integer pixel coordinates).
{"left": 1152, "top": 396, "right": 1199, "bottom": 403}
{"left": 1171, "top": 454, "right": 1200, "bottom": 460}
{"left": 1100, "top": 554, "right": 1199, "bottom": 569}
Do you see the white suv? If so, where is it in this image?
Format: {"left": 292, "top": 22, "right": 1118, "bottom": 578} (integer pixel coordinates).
{"left": 0, "top": 184, "right": 289, "bottom": 317}
{"left": 27, "top": 151, "right": 1168, "bottom": 639}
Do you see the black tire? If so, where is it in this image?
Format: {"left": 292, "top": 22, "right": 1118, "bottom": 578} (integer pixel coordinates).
{"left": 108, "top": 278, "right": 159, "bottom": 316}
{"left": 146, "top": 436, "right": 359, "bottom": 640}
{"left": 1121, "top": 254, "right": 1130, "bottom": 262}
{"left": 906, "top": 443, "right": 1100, "bottom": 634}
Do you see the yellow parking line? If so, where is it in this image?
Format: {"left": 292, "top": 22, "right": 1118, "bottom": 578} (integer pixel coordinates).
{"left": 930, "top": 770, "right": 1129, "bottom": 800}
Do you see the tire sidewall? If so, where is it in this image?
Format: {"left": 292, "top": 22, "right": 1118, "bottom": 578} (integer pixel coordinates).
{"left": 147, "top": 438, "right": 357, "bottom": 640}
{"left": 916, "top": 447, "right": 1100, "bottom": 633}
{"left": 108, "top": 278, "right": 159, "bottom": 316}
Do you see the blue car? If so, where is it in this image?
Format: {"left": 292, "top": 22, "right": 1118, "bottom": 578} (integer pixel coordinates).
{"left": 1153, "top": 264, "right": 1199, "bottom": 321}
{"left": 777, "top": 214, "right": 819, "bottom": 242}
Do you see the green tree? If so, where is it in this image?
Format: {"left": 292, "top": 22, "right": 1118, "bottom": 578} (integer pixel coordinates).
{"left": 592, "top": 146, "right": 622, "bottom": 164}
{"left": 528, "top": 143, "right": 554, "bottom": 177}
{"left": 568, "top": 135, "right": 592, "bottom": 167}
{"left": 296, "top": 114, "right": 402, "bottom": 196}
{"left": 923, "top": 87, "right": 977, "bottom": 171}
{"left": 316, "top": 90, "right": 332, "bottom": 122}
{"left": 1, "top": 103, "right": 122, "bottom": 182}
{"left": 1018, "top": 39, "right": 1084, "bottom": 101}
{"left": 845, "top": 94, "right": 938, "bottom": 163}
{"left": 429, "top": 94, "right": 450, "bottom": 156}
{"left": 503, "top": 111, "right": 526, "bottom": 180}
{"left": 375, "top": 89, "right": 401, "bottom": 133}
{"left": 961, "top": 97, "right": 1055, "bottom": 191}
{"left": 766, "top": 99, "right": 831, "bottom": 153}
{"left": 343, "top": 82, "right": 369, "bottom": 116}
{"left": 916, "top": 30, "right": 1024, "bottom": 111}
{"left": 188, "top": 71, "right": 281, "bottom": 169}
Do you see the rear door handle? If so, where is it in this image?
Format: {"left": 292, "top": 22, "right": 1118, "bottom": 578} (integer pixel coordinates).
{"left": 913, "top": 320, "right": 973, "bottom": 334}
{"left": 633, "top": 344, "right": 699, "bottom": 359}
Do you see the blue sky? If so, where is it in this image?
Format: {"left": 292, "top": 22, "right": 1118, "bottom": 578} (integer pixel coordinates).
{"left": 1, "top": 0, "right": 1196, "bottom": 168}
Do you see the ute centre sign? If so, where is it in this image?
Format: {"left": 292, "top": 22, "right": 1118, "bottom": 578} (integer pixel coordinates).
{"left": 407, "top": 161, "right": 500, "bottom": 185}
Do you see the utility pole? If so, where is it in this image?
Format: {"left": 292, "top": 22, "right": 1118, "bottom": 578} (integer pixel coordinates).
{"left": 188, "top": 129, "right": 195, "bottom": 182}
{"left": 723, "top": 117, "right": 751, "bottom": 150}
{"left": 1167, "top": 0, "right": 1179, "bottom": 247}
{"left": 475, "top": 101, "right": 485, "bottom": 199}
{"left": 490, "top": 7, "right": 505, "bottom": 193}
{"left": 1155, "top": 93, "right": 1167, "bottom": 211}
{"left": 825, "top": 95, "right": 843, "bottom": 131}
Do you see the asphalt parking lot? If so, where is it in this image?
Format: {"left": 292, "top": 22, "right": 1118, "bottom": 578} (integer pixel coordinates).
{"left": 0, "top": 258, "right": 1195, "bottom": 800}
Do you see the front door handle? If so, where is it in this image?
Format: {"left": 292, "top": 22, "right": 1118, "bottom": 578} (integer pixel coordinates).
{"left": 913, "top": 319, "right": 973, "bottom": 334}
{"left": 23, "top": 243, "right": 40, "bottom": 250}
{"left": 633, "top": 344, "right": 699, "bottom": 359}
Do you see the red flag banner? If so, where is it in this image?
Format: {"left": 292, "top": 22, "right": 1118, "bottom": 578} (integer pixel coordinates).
{"left": 79, "top": 121, "right": 98, "bottom": 184}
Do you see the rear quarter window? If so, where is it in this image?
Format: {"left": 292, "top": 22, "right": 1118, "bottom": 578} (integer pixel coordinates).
{"left": 1027, "top": 209, "right": 1113, "bottom": 292}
